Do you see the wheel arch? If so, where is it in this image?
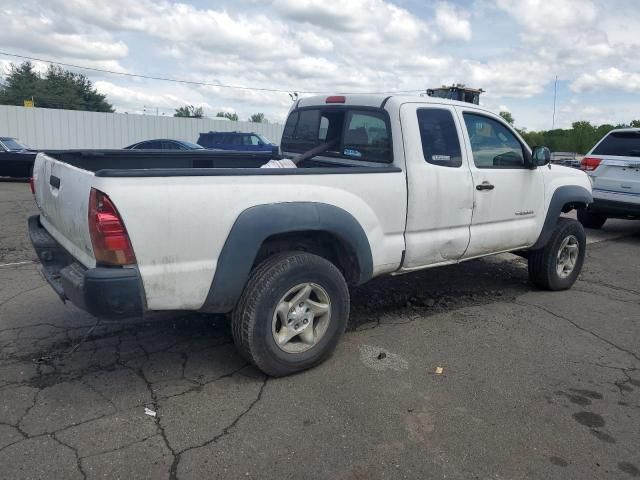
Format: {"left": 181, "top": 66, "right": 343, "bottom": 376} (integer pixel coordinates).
{"left": 529, "top": 185, "right": 592, "bottom": 250}
{"left": 202, "top": 202, "right": 373, "bottom": 313}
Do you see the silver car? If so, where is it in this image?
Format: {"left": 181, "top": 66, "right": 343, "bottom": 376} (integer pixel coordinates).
{"left": 578, "top": 128, "right": 640, "bottom": 228}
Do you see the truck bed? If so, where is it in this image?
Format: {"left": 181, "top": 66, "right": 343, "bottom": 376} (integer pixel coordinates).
{"left": 43, "top": 150, "right": 397, "bottom": 177}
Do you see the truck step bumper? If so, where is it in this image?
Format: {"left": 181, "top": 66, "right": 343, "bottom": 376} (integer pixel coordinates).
{"left": 28, "top": 215, "right": 144, "bottom": 319}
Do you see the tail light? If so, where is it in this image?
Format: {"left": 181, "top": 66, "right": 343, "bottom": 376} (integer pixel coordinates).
{"left": 88, "top": 188, "right": 136, "bottom": 266}
{"left": 29, "top": 177, "right": 35, "bottom": 195}
{"left": 580, "top": 157, "right": 602, "bottom": 171}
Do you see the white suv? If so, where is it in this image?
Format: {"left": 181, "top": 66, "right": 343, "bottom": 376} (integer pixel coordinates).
{"left": 578, "top": 128, "right": 640, "bottom": 228}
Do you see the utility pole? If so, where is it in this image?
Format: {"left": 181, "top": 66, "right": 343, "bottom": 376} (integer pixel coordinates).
{"left": 552, "top": 75, "right": 558, "bottom": 130}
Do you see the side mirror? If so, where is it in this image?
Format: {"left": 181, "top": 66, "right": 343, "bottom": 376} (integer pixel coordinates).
{"left": 532, "top": 146, "right": 551, "bottom": 167}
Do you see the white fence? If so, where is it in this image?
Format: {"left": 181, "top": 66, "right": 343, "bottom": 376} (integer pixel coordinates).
{"left": 0, "top": 105, "right": 284, "bottom": 149}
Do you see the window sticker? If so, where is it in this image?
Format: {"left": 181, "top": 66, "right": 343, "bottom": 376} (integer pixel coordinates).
{"left": 432, "top": 155, "right": 451, "bottom": 162}
{"left": 343, "top": 148, "right": 362, "bottom": 157}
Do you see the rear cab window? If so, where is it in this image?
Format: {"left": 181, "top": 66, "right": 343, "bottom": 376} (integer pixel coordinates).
{"left": 592, "top": 131, "right": 640, "bottom": 157}
{"left": 281, "top": 107, "right": 392, "bottom": 163}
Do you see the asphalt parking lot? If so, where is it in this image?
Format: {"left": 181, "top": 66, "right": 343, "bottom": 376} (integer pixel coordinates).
{"left": 1, "top": 180, "right": 639, "bottom": 479}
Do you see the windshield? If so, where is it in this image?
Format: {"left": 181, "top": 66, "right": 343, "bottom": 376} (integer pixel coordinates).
{"left": 1, "top": 138, "right": 29, "bottom": 151}
{"left": 592, "top": 131, "right": 640, "bottom": 157}
{"left": 181, "top": 141, "right": 204, "bottom": 149}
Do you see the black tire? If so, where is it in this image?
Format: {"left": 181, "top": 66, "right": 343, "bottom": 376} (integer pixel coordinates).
{"left": 231, "top": 252, "right": 350, "bottom": 377}
{"left": 527, "top": 218, "right": 586, "bottom": 291}
{"left": 577, "top": 209, "right": 606, "bottom": 229}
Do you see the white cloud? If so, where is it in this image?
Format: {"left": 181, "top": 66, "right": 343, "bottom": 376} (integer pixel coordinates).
{"left": 434, "top": 2, "right": 471, "bottom": 41}
{"left": 273, "top": 0, "right": 425, "bottom": 41}
{"left": 0, "top": 4, "right": 127, "bottom": 62}
{"left": 570, "top": 68, "right": 640, "bottom": 93}
{"left": 2, "top": 0, "right": 639, "bottom": 128}
{"left": 460, "top": 59, "right": 551, "bottom": 97}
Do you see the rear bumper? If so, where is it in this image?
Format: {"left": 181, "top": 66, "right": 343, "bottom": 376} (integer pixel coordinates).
{"left": 28, "top": 215, "right": 144, "bottom": 319}
{"left": 590, "top": 192, "right": 640, "bottom": 219}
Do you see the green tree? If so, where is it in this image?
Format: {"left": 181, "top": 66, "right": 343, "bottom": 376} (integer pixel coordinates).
{"left": 216, "top": 111, "right": 239, "bottom": 121}
{"left": 570, "top": 121, "right": 597, "bottom": 154}
{"left": 0, "top": 61, "right": 113, "bottom": 112}
{"left": 630, "top": 120, "right": 640, "bottom": 128}
{"left": 174, "top": 105, "right": 204, "bottom": 118}
{"left": 249, "top": 112, "right": 267, "bottom": 123}
{"left": 499, "top": 111, "right": 514, "bottom": 125}
{"left": 518, "top": 122, "right": 622, "bottom": 154}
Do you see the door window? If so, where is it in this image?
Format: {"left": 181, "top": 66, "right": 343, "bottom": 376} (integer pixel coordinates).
{"left": 463, "top": 113, "right": 525, "bottom": 168}
{"left": 241, "top": 134, "right": 261, "bottom": 146}
{"left": 162, "top": 141, "right": 181, "bottom": 150}
{"left": 138, "top": 141, "right": 161, "bottom": 149}
{"left": 417, "top": 109, "right": 462, "bottom": 167}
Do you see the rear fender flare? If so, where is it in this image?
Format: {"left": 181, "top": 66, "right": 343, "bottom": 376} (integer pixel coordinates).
{"left": 202, "top": 202, "right": 373, "bottom": 313}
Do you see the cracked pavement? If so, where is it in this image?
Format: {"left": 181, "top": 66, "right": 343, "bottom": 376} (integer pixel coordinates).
{"left": 1, "top": 180, "right": 640, "bottom": 479}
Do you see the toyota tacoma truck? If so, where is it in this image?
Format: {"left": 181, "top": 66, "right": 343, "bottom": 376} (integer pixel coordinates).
{"left": 29, "top": 95, "right": 592, "bottom": 376}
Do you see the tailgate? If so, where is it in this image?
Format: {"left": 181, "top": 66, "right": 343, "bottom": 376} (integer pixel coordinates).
{"left": 593, "top": 156, "right": 640, "bottom": 201}
{"left": 33, "top": 153, "right": 96, "bottom": 267}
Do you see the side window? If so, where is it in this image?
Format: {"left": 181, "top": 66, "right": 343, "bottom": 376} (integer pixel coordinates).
{"left": 463, "top": 113, "right": 525, "bottom": 168}
{"left": 162, "top": 141, "right": 180, "bottom": 150}
{"left": 250, "top": 135, "right": 262, "bottom": 145}
{"left": 343, "top": 111, "right": 391, "bottom": 162}
{"left": 229, "top": 135, "right": 242, "bottom": 146}
{"left": 417, "top": 108, "right": 462, "bottom": 167}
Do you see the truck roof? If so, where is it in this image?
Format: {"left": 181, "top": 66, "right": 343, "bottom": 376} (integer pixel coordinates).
{"left": 606, "top": 128, "right": 640, "bottom": 133}
{"left": 297, "top": 94, "right": 497, "bottom": 115}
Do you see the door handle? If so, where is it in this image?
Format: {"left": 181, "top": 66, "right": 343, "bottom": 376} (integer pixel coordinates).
{"left": 476, "top": 181, "right": 494, "bottom": 191}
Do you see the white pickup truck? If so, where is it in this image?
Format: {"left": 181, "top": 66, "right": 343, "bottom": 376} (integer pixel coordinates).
{"left": 29, "top": 94, "right": 592, "bottom": 376}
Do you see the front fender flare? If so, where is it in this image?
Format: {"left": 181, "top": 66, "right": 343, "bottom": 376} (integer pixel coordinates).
{"left": 530, "top": 185, "right": 592, "bottom": 250}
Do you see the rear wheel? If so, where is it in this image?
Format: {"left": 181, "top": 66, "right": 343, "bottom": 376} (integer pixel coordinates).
{"left": 577, "top": 209, "right": 606, "bottom": 229}
{"left": 528, "top": 218, "right": 586, "bottom": 291}
{"left": 231, "top": 252, "right": 349, "bottom": 377}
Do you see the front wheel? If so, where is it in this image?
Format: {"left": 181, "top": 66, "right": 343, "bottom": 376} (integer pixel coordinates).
{"left": 231, "top": 252, "right": 350, "bottom": 377}
{"left": 527, "top": 218, "right": 586, "bottom": 291}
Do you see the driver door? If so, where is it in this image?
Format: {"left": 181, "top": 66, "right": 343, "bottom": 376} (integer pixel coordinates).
{"left": 457, "top": 109, "right": 545, "bottom": 258}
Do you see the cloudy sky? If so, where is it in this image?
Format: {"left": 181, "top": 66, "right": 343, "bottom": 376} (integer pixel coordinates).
{"left": 1, "top": 0, "right": 639, "bottom": 130}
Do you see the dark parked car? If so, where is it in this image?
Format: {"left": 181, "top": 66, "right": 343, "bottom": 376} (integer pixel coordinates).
{"left": 197, "top": 131, "right": 275, "bottom": 152}
{"left": 125, "top": 139, "right": 205, "bottom": 150}
{"left": 0, "top": 137, "right": 37, "bottom": 178}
